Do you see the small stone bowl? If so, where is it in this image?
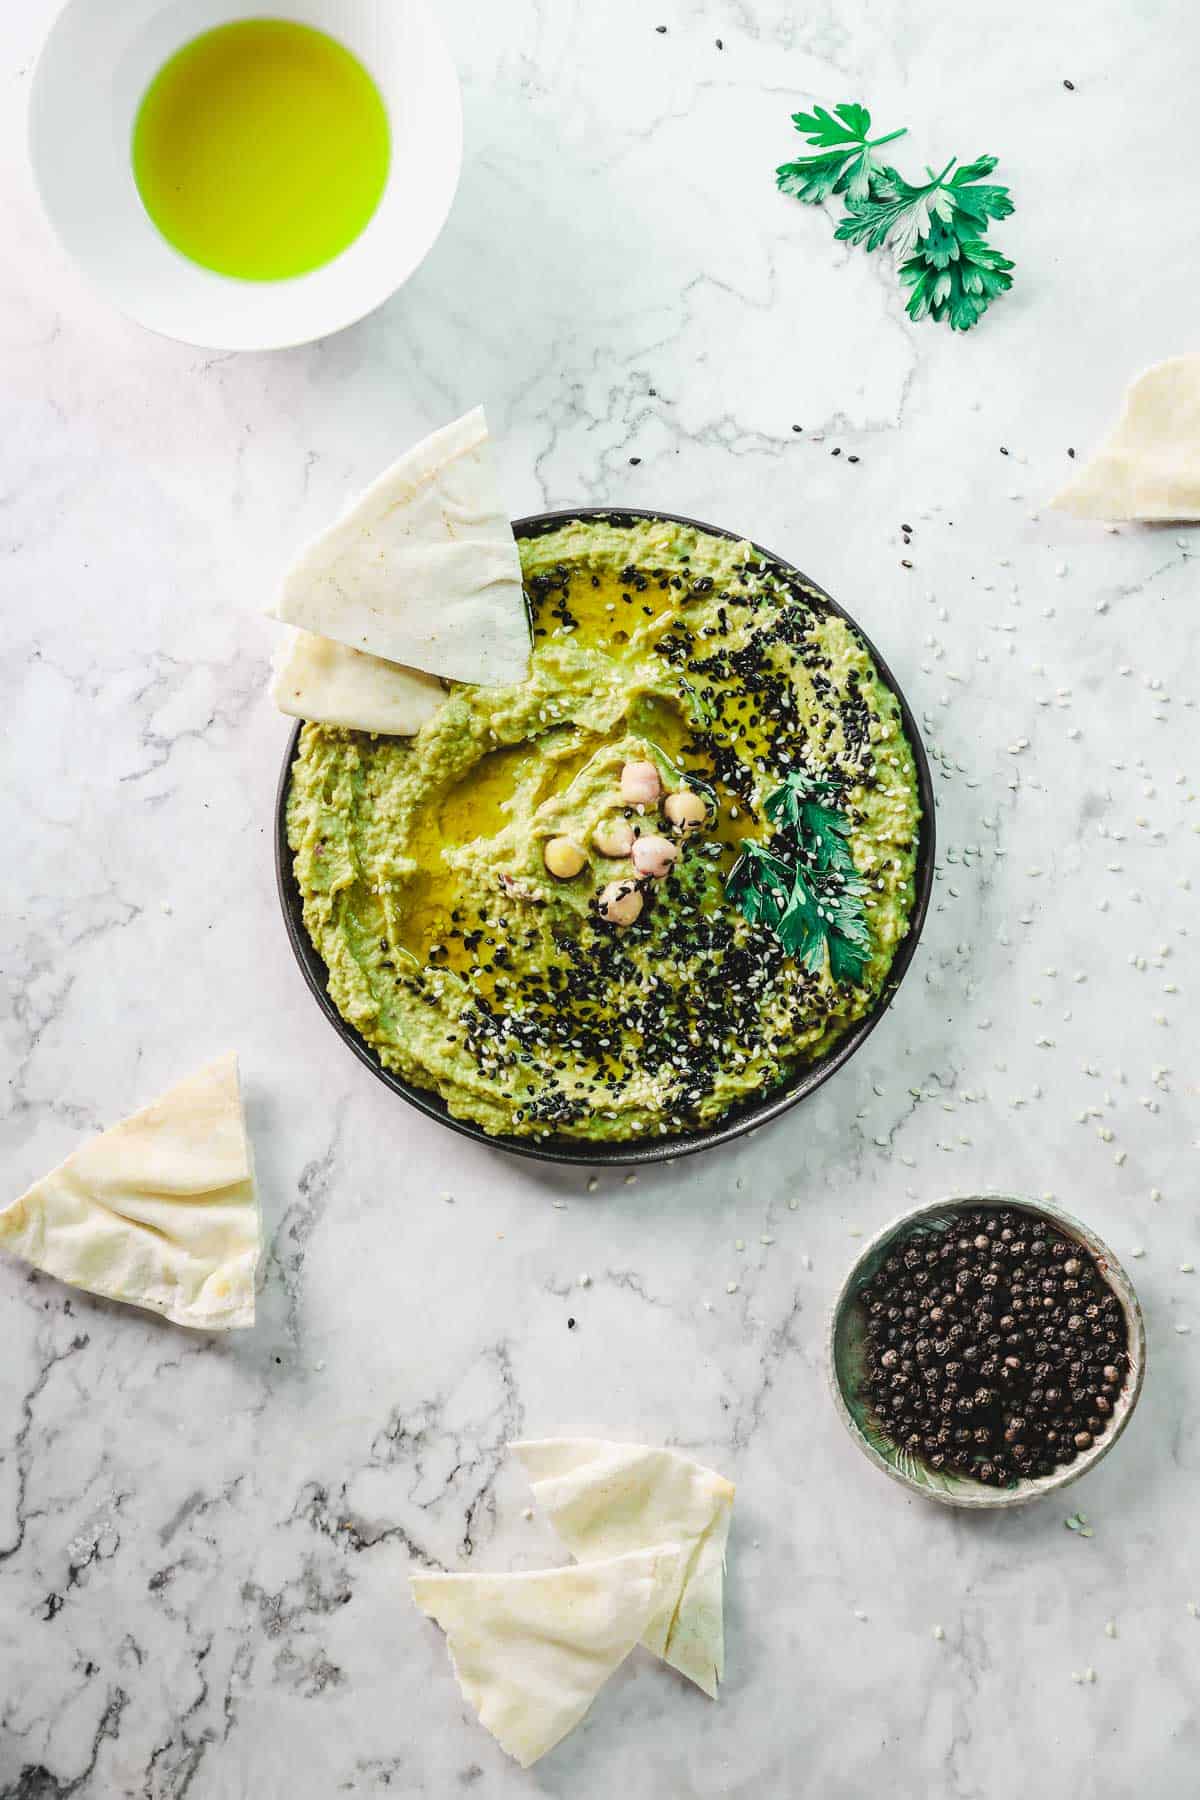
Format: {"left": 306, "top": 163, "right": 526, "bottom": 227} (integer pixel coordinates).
{"left": 827, "top": 1194, "right": 1146, "bottom": 1509}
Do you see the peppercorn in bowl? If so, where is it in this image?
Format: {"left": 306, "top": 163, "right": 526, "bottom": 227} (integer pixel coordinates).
{"left": 827, "top": 1196, "right": 1146, "bottom": 1508}
{"left": 277, "top": 507, "right": 934, "bottom": 1164}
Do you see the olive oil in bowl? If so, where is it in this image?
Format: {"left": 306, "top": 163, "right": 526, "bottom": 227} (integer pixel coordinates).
{"left": 131, "top": 18, "right": 391, "bottom": 282}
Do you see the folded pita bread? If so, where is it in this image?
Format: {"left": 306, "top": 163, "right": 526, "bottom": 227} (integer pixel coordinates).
{"left": 411, "top": 1544, "right": 680, "bottom": 1767}
{"left": 1052, "top": 355, "right": 1200, "bottom": 521}
{"left": 273, "top": 407, "right": 530, "bottom": 687}
{"left": 0, "top": 1054, "right": 259, "bottom": 1330}
{"left": 270, "top": 628, "right": 447, "bottom": 735}
{"left": 512, "top": 1440, "right": 734, "bottom": 1698}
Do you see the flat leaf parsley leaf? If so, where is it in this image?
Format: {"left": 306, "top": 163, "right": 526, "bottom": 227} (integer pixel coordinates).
{"left": 836, "top": 154, "right": 1014, "bottom": 260}
{"left": 775, "top": 102, "right": 907, "bottom": 205}
{"left": 724, "top": 841, "right": 794, "bottom": 933}
{"left": 778, "top": 107, "right": 1014, "bottom": 331}
{"left": 726, "top": 770, "right": 871, "bottom": 984}
{"left": 899, "top": 237, "right": 1015, "bottom": 332}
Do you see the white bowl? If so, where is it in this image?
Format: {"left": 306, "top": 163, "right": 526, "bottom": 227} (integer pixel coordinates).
{"left": 29, "top": 0, "right": 463, "bottom": 350}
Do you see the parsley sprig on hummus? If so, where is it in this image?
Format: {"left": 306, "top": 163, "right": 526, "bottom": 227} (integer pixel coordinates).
{"left": 726, "top": 771, "right": 871, "bottom": 983}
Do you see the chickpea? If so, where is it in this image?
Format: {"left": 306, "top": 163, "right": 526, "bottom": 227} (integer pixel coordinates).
{"left": 663, "top": 788, "right": 707, "bottom": 833}
{"left": 542, "top": 836, "right": 587, "bottom": 879}
{"left": 597, "top": 879, "right": 644, "bottom": 926}
{"left": 592, "top": 816, "right": 636, "bottom": 858}
{"left": 619, "top": 759, "right": 662, "bottom": 805}
{"left": 631, "top": 833, "right": 679, "bottom": 878}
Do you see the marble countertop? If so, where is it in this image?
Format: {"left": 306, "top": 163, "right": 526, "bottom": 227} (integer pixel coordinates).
{"left": 3, "top": 2, "right": 1198, "bottom": 1794}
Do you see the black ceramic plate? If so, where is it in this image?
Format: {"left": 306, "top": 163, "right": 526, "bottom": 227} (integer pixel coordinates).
{"left": 274, "top": 506, "right": 936, "bottom": 1166}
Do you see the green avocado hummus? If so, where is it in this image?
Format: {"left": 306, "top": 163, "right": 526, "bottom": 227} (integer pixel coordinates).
{"left": 286, "top": 517, "right": 922, "bottom": 1141}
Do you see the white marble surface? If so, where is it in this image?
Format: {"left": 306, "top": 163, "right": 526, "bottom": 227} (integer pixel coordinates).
{"left": 3, "top": 1, "right": 1199, "bottom": 1794}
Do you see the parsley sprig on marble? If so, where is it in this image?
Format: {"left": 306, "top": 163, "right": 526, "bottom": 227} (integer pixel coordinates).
{"left": 776, "top": 103, "right": 1015, "bottom": 331}
{"left": 725, "top": 771, "right": 871, "bottom": 984}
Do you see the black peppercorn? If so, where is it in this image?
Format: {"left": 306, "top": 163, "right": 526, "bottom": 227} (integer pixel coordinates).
{"left": 858, "top": 1208, "right": 1128, "bottom": 1489}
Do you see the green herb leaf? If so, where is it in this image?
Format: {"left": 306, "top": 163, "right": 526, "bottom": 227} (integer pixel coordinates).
{"left": 779, "top": 105, "right": 1015, "bottom": 332}
{"left": 790, "top": 102, "right": 876, "bottom": 148}
{"left": 776, "top": 102, "right": 907, "bottom": 206}
{"left": 834, "top": 166, "right": 938, "bottom": 256}
{"left": 835, "top": 152, "right": 1013, "bottom": 260}
{"left": 724, "top": 842, "right": 794, "bottom": 931}
{"left": 763, "top": 767, "right": 839, "bottom": 831}
{"left": 725, "top": 773, "right": 872, "bottom": 985}
{"left": 899, "top": 239, "right": 1015, "bottom": 331}
{"left": 776, "top": 868, "right": 827, "bottom": 969}
{"left": 798, "top": 798, "right": 854, "bottom": 873}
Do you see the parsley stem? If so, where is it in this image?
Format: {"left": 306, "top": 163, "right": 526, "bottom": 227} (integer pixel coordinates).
{"left": 925, "top": 156, "right": 958, "bottom": 186}
{"left": 868, "top": 127, "right": 908, "bottom": 148}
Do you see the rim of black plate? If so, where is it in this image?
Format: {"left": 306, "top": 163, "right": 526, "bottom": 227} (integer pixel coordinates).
{"left": 273, "top": 505, "right": 937, "bottom": 1166}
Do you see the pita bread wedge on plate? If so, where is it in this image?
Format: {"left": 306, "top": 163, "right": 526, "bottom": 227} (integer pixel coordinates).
{"left": 512, "top": 1439, "right": 734, "bottom": 1697}
{"left": 1052, "top": 355, "right": 1200, "bottom": 521}
{"left": 270, "top": 628, "right": 447, "bottom": 736}
{"left": 273, "top": 406, "right": 530, "bottom": 688}
{"left": 410, "top": 1543, "right": 681, "bottom": 1768}
{"left": 0, "top": 1053, "right": 259, "bottom": 1330}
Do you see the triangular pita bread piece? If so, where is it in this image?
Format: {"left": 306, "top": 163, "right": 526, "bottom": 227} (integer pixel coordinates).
{"left": 1052, "top": 355, "right": 1200, "bottom": 521}
{"left": 512, "top": 1439, "right": 734, "bottom": 1698}
{"left": 270, "top": 628, "right": 447, "bottom": 735}
{"left": 0, "top": 1054, "right": 259, "bottom": 1330}
{"left": 410, "top": 1543, "right": 681, "bottom": 1767}
{"left": 273, "top": 406, "right": 531, "bottom": 687}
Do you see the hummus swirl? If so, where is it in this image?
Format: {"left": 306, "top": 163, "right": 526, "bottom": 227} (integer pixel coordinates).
{"left": 286, "top": 518, "right": 921, "bottom": 1141}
